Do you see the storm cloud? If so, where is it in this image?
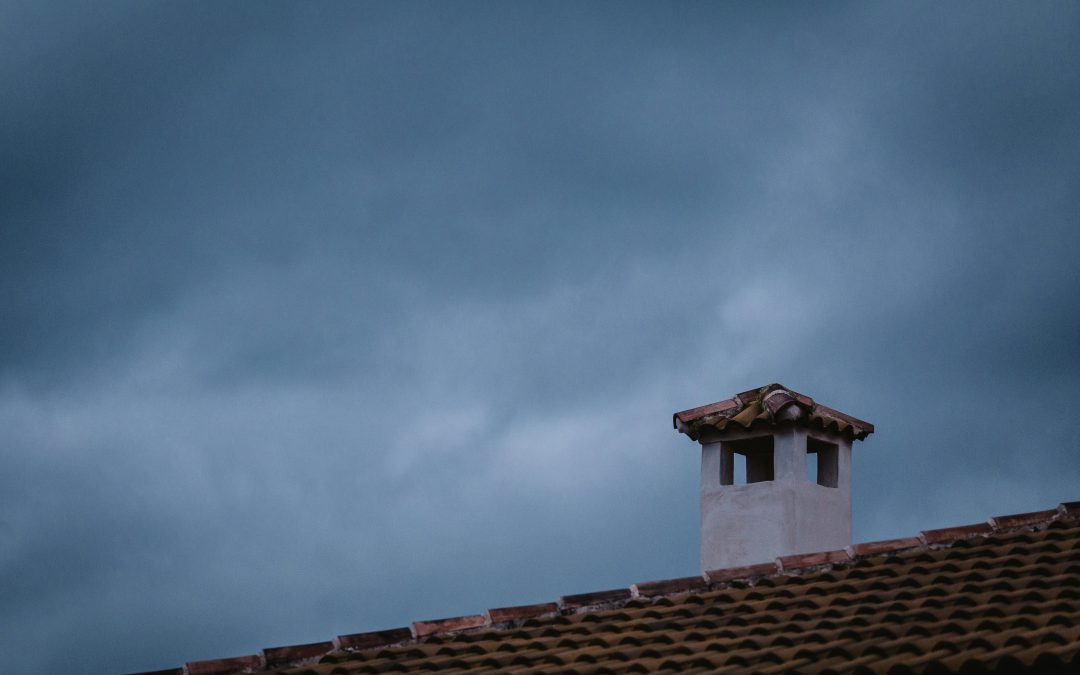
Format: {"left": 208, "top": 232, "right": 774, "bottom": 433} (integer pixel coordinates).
{"left": 1, "top": 2, "right": 1078, "bottom": 673}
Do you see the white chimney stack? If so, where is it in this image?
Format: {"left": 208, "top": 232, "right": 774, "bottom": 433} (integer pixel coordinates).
{"left": 673, "top": 384, "right": 874, "bottom": 574}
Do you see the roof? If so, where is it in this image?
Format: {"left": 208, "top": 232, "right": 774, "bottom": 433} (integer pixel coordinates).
{"left": 136, "top": 501, "right": 1080, "bottom": 675}
{"left": 673, "top": 383, "right": 875, "bottom": 442}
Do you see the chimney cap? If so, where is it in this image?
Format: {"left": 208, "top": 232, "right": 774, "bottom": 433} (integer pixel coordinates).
{"left": 673, "top": 383, "right": 874, "bottom": 442}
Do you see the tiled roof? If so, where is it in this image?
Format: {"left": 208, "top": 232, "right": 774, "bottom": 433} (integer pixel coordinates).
{"left": 673, "top": 383, "right": 875, "bottom": 442}
{"left": 136, "top": 501, "right": 1080, "bottom": 674}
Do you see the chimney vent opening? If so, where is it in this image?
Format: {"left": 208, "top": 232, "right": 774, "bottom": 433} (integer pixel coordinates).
{"left": 807, "top": 436, "right": 839, "bottom": 488}
{"left": 720, "top": 436, "right": 774, "bottom": 486}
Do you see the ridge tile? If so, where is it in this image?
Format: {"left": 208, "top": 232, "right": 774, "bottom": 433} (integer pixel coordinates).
{"left": 184, "top": 654, "right": 261, "bottom": 675}
{"left": 261, "top": 641, "right": 334, "bottom": 668}
{"left": 334, "top": 627, "right": 412, "bottom": 651}
{"left": 920, "top": 522, "right": 994, "bottom": 545}
{"left": 1059, "top": 502, "right": 1080, "bottom": 518}
{"left": 848, "top": 536, "right": 923, "bottom": 557}
{"left": 411, "top": 614, "right": 486, "bottom": 638}
{"left": 704, "top": 561, "right": 777, "bottom": 583}
{"left": 631, "top": 575, "right": 708, "bottom": 598}
{"left": 486, "top": 602, "right": 559, "bottom": 623}
{"left": 777, "top": 548, "right": 851, "bottom": 571}
{"left": 559, "top": 588, "right": 632, "bottom": 610}
{"left": 990, "top": 509, "right": 1059, "bottom": 530}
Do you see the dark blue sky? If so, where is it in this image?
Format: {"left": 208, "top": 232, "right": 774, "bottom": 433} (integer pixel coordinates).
{"left": 2, "top": 2, "right": 1078, "bottom": 673}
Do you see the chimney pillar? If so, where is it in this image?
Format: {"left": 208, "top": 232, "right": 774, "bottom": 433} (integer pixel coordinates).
{"left": 674, "top": 384, "right": 873, "bottom": 574}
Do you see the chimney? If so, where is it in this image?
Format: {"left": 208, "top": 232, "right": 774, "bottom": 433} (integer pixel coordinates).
{"left": 673, "top": 383, "right": 874, "bottom": 573}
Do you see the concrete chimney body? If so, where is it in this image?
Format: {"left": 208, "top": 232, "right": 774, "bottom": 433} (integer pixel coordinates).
{"left": 673, "top": 384, "right": 874, "bottom": 574}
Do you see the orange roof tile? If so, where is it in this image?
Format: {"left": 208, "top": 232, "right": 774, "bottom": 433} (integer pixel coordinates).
{"left": 673, "top": 383, "right": 875, "bottom": 441}
{"left": 133, "top": 501, "right": 1080, "bottom": 674}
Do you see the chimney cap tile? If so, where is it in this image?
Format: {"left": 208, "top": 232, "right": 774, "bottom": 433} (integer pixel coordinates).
{"left": 673, "top": 383, "right": 873, "bottom": 442}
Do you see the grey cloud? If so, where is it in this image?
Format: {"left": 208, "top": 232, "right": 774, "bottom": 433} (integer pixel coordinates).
{"left": 1, "top": 2, "right": 1078, "bottom": 673}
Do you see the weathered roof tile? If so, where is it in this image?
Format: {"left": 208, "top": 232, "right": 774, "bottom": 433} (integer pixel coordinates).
{"left": 262, "top": 642, "right": 334, "bottom": 668}
{"left": 921, "top": 521, "right": 994, "bottom": 545}
{"left": 704, "top": 561, "right": 778, "bottom": 583}
{"left": 184, "top": 654, "right": 261, "bottom": 675}
{"left": 411, "top": 614, "right": 486, "bottom": 638}
{"left": 991, "top": 509, "right": 1059, "bottom": 530}
{"left": 631, "top": 575, "right": 708, "bottom": 598}
{"left": 1059, "top": 501, "right": 1080, "bottom": 517}
{"left": 485, "top": 602, "right": 559, "bottom": 623}
{"left": 673, "top": 383, "right": 874, "bottom": 441}
{"left": 333, "top": 627, "right": 412, "bottom": 651}
{"left": 848, "top": 536, "right": 923, "bottom": 556}
{"left": 777, "top": 548, "right": 852, "bottom": 571}
{"left": 558, "top": 588, "right": 632, "bottom": 610}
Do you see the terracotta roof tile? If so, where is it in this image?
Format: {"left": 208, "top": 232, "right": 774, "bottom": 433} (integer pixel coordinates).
{"left": 485, "top": 601, "right": 559, "bottom": 623}
{"left": 991, "top": 508, "right": 1060, "bottom": 530}
{"left": 261, "top": 641, "right": 334, "bottom": 668}
{"left": 631, "top": 575, "right": 708, "bottom": 597}
{"left": 184, "top": 654, "right": 261, "bottom": 675}
{"left": 920, "top": 521, "right": 994, "bottom": 545}
{"left": 673, "top": 383, "right": 874, "bottom": 441}
{"left": 333, "top": 626, "right": 411, "bottom": 651}
{"left": 849, "top": 536, "right": 924, "bottom": 556}
{"left": 777, "top": 548, "right": 853, "bottom": 571}
{"left": 410, "top": 613, "right": 486, "bottom": 637}
{"left": 1059, "top": 501, "right": 1080, "bottom": 517}
{"left": 558, "top": 587, "right": 632, "bottom": 610}
{"left": 141, "top": 500, "right": 1080, "bottom": 674}
{"left": 704, "top": 560, "right": 778, "bottom": 583}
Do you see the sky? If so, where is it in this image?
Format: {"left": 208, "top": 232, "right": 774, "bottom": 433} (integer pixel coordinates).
{"left": 1, "top": 2, "right": 1078, "bottom": 673}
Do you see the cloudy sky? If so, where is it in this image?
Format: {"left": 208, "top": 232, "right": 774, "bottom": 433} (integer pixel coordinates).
{"left": 2, "top": 2, "right": 1078, "bottom": 672}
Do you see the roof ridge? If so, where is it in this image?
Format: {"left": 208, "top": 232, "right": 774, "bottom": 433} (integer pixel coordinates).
{"left": 134, "top": 500, "right": 1080, "bottom": 675}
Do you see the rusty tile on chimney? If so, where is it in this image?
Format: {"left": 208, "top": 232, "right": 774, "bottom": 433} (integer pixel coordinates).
{"left": 486, "top": 602, "right": 559, "bottom": 623}
{"left": 412, "top": 614, "right": 486, "bottom": 638}
{"left": 335, "top": 627, "right": 412, "bottom": 651}
{"left": 262, "top": 641, "right": 334, "bottom": 667}
{"left": 794, "top": 393, "right": 814, "bottom": 408}
{"left": 848, "top": 537, "right": 922, "bottom": 557}
{"left": 778, "top": 549, "right": 851, "bottom": 571}
{"left": 920, "top": 522, "right": 993, "bottom": 545}
{"left": 813, "top": 403, "right": 875, "bottom": 434}
{"left": 632, "top": 575, "right": 708, "bottom": 598}
{"left": 704, "top": 561, "right": 778, "bottom": 584}
{"left": 184, "top": 654, "right": 262, "bottom": 675}
{"left": 990, "top": 509, "right": 1059, "bottom": 530}
{"left": 674, "top": 398, "right": 738, "bottom": 424}
{"left": 559, "top": 588, "right": 631, "bottom": 610}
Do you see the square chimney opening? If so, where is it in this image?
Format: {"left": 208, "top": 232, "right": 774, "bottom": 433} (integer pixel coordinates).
{"left": 720, "top": 436, "right": 774, "bottom": 485}
{"left": 807, "top": 436, "right": 839, "bottom": 488}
